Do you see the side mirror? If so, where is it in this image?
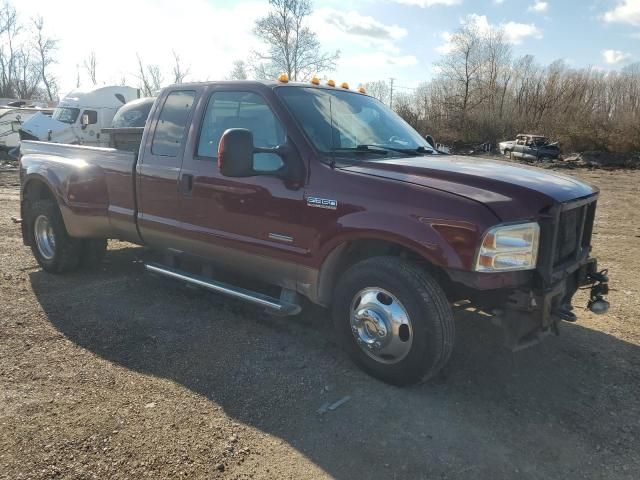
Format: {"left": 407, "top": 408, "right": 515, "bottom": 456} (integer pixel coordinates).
{"left": 81, "top": 114, "right": 90, "bottom": 128}
{"left": 218, "top": 128, "right": 256, "bottom": 177}
{"left": 425, "top": 134, "right": 436, "bottom": 149}
{"left": 10, "top": 121, "right": 20, "bottom": 133}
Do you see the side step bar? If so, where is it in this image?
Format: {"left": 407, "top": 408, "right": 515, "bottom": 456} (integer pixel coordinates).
{"left": 145, "top": 263, "right": 302, "bottom": 315}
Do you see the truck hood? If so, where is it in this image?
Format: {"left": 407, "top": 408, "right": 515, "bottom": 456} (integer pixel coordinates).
{"left": 340, "top": 155, "right": 597, "bottom": 220}
{"left": 19, "top": 112, "right": 77, "bottom": 144}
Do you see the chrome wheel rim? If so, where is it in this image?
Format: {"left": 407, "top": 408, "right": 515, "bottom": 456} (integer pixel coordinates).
{"left": 34, "top": 215, "right": 56, "bottom": 260}
{"left": 350, "top": 288, "right": 413, "bottom": 364}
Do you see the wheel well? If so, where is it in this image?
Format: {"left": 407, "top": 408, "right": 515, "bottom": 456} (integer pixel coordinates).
{"left": 21, "top": 179, "right": 57, "bottom": 245}
{"left": 23, "top": 178, "right": 56, "bottom": 204}
{"left": 317, "top": 239, "right": 449, "bottom": 306}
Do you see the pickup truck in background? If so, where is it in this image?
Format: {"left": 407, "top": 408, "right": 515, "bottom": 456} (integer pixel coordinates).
{"left": 499, "top": 134, "right": 561, "bottom": 161}
{"left": 18, "top": 80, "right": 610, "bottom": 385}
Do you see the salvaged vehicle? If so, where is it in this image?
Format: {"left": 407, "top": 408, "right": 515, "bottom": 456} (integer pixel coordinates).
{"left": 18, "top": 86, "right": 139, "bottom": 147}
{"left": 18, "top": 79, "right": 609, "bottom": 385}
{"left": 499, "top": 134, "right": 560, "bottom": 161}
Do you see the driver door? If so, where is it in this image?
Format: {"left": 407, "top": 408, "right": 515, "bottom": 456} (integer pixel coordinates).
{"left": 177, "top": 88, "right": 308, "bottom": 288}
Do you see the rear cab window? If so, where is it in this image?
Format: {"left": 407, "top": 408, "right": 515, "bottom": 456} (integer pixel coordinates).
{"left": 151, "top": 90, "right": 197, "bottom": 157}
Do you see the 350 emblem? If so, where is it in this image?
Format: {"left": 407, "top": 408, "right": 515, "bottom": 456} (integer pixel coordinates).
{"left": 307, "top": 196, "right": 338, "bottom": 210}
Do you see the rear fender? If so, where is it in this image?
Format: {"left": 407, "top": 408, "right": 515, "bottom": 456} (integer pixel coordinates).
{"left": 21, "top": 155, "right": 110, "bottom": 238}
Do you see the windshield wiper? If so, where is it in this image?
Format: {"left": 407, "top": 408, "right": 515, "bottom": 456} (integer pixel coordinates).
{"left": 382, "top": 145, "right": 435, "bottom": 155}
{"left": 331, "top": 145, "right": 390, "bottom": 155}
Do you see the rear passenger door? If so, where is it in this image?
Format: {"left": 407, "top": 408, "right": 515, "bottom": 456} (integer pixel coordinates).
{"left": 137, "top": 89, "right": 198, "bottom": 249}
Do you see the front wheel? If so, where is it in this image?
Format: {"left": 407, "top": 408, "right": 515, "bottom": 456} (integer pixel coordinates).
{"left": 332, "top": 257, "right": 455, "bottom": 386}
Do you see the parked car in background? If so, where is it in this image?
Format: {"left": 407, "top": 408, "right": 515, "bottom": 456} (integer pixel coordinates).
{"left": 0, "top": 105, "right": 53, "bottom": 157}
{"left": 499, "top": 134, "right": 560, "bottom": 161}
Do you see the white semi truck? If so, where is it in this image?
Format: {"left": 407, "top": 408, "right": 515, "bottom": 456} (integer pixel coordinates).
{"left": 18, "top": 86, "right": 139, "bottom": 147}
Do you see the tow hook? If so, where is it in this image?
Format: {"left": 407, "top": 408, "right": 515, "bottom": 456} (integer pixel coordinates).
{"left": 587, "top": 269, "right": 609, "bottom": 314}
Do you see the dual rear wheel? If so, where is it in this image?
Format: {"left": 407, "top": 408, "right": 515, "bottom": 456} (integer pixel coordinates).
{"left": 28, "top": 199, "right": 107, "bottom": 273}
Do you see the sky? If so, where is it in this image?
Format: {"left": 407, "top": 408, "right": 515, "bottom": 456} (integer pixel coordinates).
{"left": 14, "top": 0, "right": 640, "bottom": 96}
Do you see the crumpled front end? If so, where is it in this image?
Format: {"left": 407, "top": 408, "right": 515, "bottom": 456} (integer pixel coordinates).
{"left": 448, "top": 193, "right": 610, "bottom": 350}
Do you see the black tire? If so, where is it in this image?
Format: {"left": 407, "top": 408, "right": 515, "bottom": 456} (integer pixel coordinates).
{"left": 28, "top": 199, "right": 82, "bottom": 273}
{"left": 332, "top": 257, "right": 455, "bottom": 386}
{"left": 80, "top": 239, "right": 107, "bottom": 269}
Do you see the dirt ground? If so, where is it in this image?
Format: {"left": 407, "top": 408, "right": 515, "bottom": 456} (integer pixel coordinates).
{"left": 1, "top": 165, "right": 639, "bottom": 480}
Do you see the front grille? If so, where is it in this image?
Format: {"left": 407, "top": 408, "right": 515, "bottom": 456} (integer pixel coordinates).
{"left": 554, "top": 200, "right": 596, "bottom": 267}
{"left": 538, "top": 196, "right": 597, "bottom": 284}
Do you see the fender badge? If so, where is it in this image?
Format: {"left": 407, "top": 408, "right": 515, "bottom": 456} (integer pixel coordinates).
{"left": 307, "top": 196, "right": 337, "bottom": 210}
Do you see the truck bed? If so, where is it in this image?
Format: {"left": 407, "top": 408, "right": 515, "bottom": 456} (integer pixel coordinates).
{"left": 20, "top": 141, "right": 141, "bottom": 243}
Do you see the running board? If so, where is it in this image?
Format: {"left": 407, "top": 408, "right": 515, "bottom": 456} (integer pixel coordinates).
{"left": 144, "top": 263, "right": 302, "bottom": 315}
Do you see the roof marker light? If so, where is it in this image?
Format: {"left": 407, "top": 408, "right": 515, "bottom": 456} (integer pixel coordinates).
{"left": 358, "top": 86, "right": 366, "bottom": 94}
{"left": 278, "top": 73, "right": 289, "bottom": 83}
{"left": 340, "top": 82, "right": 349, "bottom": 89}
{"left": 326, "top": 79, "right": 335, "bottom": 87}
{"left": 311, "top": 76, "right": 320, "bottom": 85}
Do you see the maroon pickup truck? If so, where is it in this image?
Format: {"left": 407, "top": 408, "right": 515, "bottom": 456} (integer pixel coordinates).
{"left": 18, "top": 80, "right": 610, "bottom": 385}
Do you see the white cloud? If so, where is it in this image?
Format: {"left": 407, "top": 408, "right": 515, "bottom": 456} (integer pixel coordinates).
{"left": 393, "top": 0, "right": 462, "bottom": 7}
{"left": 502, "top": 21, "right": 543, "bottom": 44}
{"left": 493, "top": 0, "right": 506, "bottom": 4}
{"left": 528, "top": 1, "right": 548, "bottom": 13}
{"left": 310, "top": 8, "right": 408, "bottom": 55}
{"left": 321, "top": 10, "right": 407, "bottom": 42}
{"left": 603, "top": 0, "right": 640, "bottom": 26}
{"left": 436, "top": 14, "right": 542, "bottom": 52}
{"left": 602, "top": 49, "right": 632, "bottom": 64}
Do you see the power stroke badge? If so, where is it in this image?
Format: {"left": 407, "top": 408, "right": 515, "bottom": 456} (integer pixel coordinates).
{"left": 307, "top": 196, "right": 338, "bottom": 210}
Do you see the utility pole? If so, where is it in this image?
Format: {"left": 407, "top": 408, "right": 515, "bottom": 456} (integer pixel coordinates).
{"left": 389, "top": 77, "right": 395, "bottom": 109}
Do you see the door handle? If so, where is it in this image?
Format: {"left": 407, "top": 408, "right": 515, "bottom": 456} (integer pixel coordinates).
{"left": 180, "top": 173, "right": 194, "bottom": 195}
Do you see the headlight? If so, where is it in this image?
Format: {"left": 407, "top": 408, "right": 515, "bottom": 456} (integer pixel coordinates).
{"left": 475, "top": 222, "right": 540, "bottom": 272}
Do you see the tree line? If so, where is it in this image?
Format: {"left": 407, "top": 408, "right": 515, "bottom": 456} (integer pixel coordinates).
{"left": 382, "top": 25, "right": 640, "bottom": 153}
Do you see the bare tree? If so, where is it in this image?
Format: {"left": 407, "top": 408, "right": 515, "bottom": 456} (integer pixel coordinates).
{"left": 252, "top": 0, "right": 339, "bottom": 81}
{"left": 32, "top": 16, "right": 57, "bottom": 101}
{"left": 436, "top": 24, "right": 484, "bottom": 135}
{"left": 363, "top": 80, "right": 390, "bottom": 105}
{"left": 0, "top": 1, "right": 21, "bottom": 97}
{"left": 171, "top": 50, "right": 189, "bottom": 84}
{"left": 136, "top": 54, "right": 163, "bottom": 96}
{"left": 83, "top": 51, "right": 97, "bottom": 85}
{"left": 227, "top": 60, "right": 248, "bottom": 80}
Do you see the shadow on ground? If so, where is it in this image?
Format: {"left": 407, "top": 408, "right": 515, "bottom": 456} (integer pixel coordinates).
{"left": 30, "top": 246, "right": 640, "bottom": 479}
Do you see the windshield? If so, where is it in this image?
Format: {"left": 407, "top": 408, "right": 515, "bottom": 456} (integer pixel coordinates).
{"left": 276, "top": 87, "right": 432, "bottom": 160}
{"left": 52, "top": 107, "right": 80, "bottom": 124}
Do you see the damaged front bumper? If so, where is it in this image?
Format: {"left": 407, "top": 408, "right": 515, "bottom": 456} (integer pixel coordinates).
{"left": 498, "top": 258, "right": 610, "bottom": 350}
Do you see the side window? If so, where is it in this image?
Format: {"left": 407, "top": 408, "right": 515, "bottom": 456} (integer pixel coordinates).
{"left": 197, "top": 91, "right": 285, "bottom": 172}
{"left": 82, "top": 110, "right": 98, "bottom": 125}
{"left": 151, "top": 90, "right": 196, "bottom": 157}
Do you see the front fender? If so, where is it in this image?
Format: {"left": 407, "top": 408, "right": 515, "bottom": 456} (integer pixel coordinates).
{"left": 316, "top": 210, "right": 484, "bottom": 271}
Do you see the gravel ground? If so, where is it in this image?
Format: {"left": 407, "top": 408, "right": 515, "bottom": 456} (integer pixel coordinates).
{"left": 1, "top": 166, "right": 639, "bottom": 479}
